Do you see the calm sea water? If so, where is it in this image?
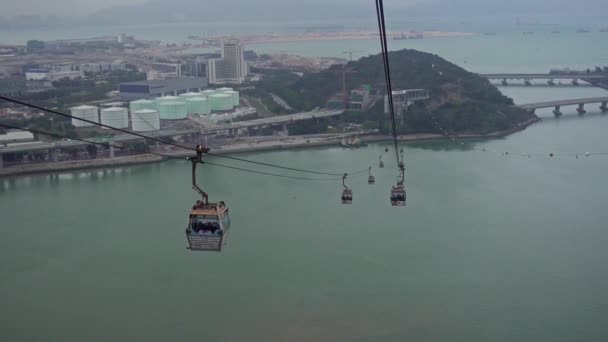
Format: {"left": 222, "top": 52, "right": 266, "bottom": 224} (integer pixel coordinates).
{"left": 1, "top": 28, "right": 608, "bottom": 341}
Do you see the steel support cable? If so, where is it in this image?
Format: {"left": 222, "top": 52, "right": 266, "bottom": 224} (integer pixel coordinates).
{"left": 0, "top": 123, "right": 358, "bottom": 182}
{"left": 0, "top": 122, "right": 186, "bottom": 161}
{"left": 0, "top": 95, "right": 194, "bottom": 151}
{"left": 374, "top": 0, "right": 400, "bottom": 164}
{"left": 201, "top": 161, "right": 342, "bottom": 181}
{"left": 1, "top": 96, "right": 369, "bottom": 176}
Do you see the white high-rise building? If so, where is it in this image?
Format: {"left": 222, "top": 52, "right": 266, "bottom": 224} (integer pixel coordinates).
{"left": 208, "top": 38, "right": 247, "bottom": 84}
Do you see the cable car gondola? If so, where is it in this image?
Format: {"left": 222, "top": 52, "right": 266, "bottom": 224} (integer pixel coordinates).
{"left": 379, "top": 155, "right": 384, "bottom": 168}
{"left": 390, "top": 161, "right": 406, "bottom": 206}
{"left": 368, "top": 166, "right": 375, "bottom": 184}
{"left": 341, "top": 173, "right": 353, "bottom": 204}
{"left": 185, "top": 145, "right": 231, "bottom": 252}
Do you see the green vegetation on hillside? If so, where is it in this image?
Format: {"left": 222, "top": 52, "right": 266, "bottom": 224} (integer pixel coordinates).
{"left": 257, "top": 49, "right": 534, "bottom": 135}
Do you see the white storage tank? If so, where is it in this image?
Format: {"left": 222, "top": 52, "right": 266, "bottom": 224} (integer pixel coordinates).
{"left": 100, "top": 107, "right": 128, "bottom": 129}
{"left": 186, "top": 97, "right": 211, "bottom": 115}
{"left": 129, "top": 99, "right": 157, "bottom": 112}
{"left": 209, "top": 93, "right": 233, "bottom": 111}
{"left": 158, "top": 100, "right": 187, "bottom": 120}
{"left": 70, "top": 105, "right": 99, "bottom": 127}
{"left": 224, "top": 90, "right": 240, "bottom": 107}
{"left": 131, "top": 109, "right": 160, "bottom": 131}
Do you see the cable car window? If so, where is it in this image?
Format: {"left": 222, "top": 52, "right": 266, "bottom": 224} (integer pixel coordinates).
{"left": 190, "top": 216, "right": 222, "bottom": 235}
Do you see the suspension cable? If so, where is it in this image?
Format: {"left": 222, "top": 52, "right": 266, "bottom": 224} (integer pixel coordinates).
{"left": 375, "top": 0, "right": 400, "bottom": 164}
{"left": 0, "top": 123, "right": 357, "bottom": 181}
{"left": 0, "top": 122, "right": 186, "bottom": 161}
{"left": 0, "top": 95, "right": 194, "bottom": 151}
{"left": 1, "top": 96, "right": 368, "bottom": 176}
{"left": 202, "top": 161, "right": 342, "bottom": 181}
{"left": 205, "top": 152, "right": 345, "bottom": 176}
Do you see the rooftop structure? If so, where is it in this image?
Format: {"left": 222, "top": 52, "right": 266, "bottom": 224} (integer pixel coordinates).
{"left": 119, "top": 77, "right": 208, "bottom": 101}
{"left": 0, "top": 131, "right": 35, "bottom": 144}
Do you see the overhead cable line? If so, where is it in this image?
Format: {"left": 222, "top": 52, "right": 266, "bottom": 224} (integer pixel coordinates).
{"left": 0, "top": 123, "right": 366, "bottom": 182}
{"left": 0, "top": 95, "right": 194, "bottom": 151}
{"left": 374, "top": 0, "right": 400, "bottom": 164}
{"left": 206, "top": 152, "right": 347, "bottom": 176}
{"left": 202, "top": 161, "right": 343, "bottom": 181}
{"left": 0, "top": 122, "right": 186, "bottom": 161}
{"left": 0, "top": 95, "right": 368, "bottom": 176}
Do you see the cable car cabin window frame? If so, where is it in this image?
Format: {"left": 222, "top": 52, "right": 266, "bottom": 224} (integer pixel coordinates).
{"left": 390, "top": 186, "right": 406, "bottom": 207}
{"left": 186, "top": 203, "right": 230, "bottom": 252}
{"left": 341, "top": 189, "right": 353, "bottom": 204}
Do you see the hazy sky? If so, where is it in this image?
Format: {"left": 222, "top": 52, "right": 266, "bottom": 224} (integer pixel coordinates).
{"left": 3, "top": 0, "right": 148, "bottom": 16}
{"left": 2, "top": 0, "right": 606, "bottom": 17}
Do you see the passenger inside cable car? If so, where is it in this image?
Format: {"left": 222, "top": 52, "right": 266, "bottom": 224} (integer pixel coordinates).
{"left": 186, "top": 200, "right": 230, "bottom": 251}
{"left": 341, "top": 189, "right": 353, "bottom": 204}
{"left": 390, "top": 187, "right": 406, "bottom": 206}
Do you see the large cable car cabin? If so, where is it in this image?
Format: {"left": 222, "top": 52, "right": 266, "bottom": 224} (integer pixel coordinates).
{"left": 341, "top": 173, "right": 353, "bottom": 204}
{"left": 368, "top": 166, "right": 375, "bottom": 184}
{"left": 185, "top": 145, "right": 231, "bottom": 252}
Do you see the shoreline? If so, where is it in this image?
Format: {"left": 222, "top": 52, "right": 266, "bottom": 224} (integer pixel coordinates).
{"left": 0, "top": 116, "right": 539, "bottom": 178}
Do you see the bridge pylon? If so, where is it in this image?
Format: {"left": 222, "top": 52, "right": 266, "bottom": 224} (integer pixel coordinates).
{"left": 553, "top": 106, "right": 562, "bottom": 117}
{"left": 577, "top": 103, "right": 586, "bottom": 115}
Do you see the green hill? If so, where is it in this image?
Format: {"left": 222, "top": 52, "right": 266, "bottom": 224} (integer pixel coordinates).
{"left": 254, "top": 49, "right": 535, "bottom": 135}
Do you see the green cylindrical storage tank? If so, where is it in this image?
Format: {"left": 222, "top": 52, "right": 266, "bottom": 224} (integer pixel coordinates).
{"left": 100, "top": 107, "right": 128, "bottom": 129}
{"left": 70, "top": 105, "right": 99, "bottom": 127}
{"left": 209, "top": 93, "right": 232, "bottom": 111}
{"left": 158, "top": 100, "right": 187, "bottom": 120}
{"left": 130, "top": 99, "right": 157, "bottom": 112}
{"left": 224, "top": 90, "right": 239, "bottom": 107}
{"left": 155, "top": 95, "right": 179, "bottom": 105}
{"left": 200, "top": 89, "right": 216, "bottom": 98}
{"left": 131, "top": 109, "right": 160, "bottom": 131}
{"left": 186, "top": 97, "right": 210, "bottom": 115}
{"left": 179, "top": 92, "right": 202, "bottom": 100}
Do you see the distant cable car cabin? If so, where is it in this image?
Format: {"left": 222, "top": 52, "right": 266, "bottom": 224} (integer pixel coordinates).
{"left": 185, "top": 145, "right": 231, "bottom": 252}
{"left": 379, "top": 155, "right": 384, "bottom": 168}
{"left": 385, "top": 147, "right": 389, "bottom": 152}
{"left": 390, "top": 161, "right": 406, "bottom": 206}
{"left": 368, "top": 166, "right": 375, "bottom": 184}
{"left": 341, "top": 173, "right": 353, "bottom": 204}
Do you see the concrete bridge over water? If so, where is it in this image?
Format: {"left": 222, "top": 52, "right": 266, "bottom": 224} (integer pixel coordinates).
{"left": 481, "top": 73, "right": 608, "bottom": 88}
{"left": 517, "top": 96, "right": 608, "bottom": 116}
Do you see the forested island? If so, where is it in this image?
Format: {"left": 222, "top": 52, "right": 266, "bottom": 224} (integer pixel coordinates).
{"left": 250, "top": 48, "right": 536, "bottom": 135}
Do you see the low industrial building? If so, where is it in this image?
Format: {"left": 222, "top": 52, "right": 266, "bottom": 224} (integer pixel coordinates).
{"left": 25, "top": 69, "right": 82, "bottom": 81}
{"left": 119, "top": 77, "right": 208, "bottom": 101}
{"left": 0, "top": 131, "right": 35, "bottom": 144}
